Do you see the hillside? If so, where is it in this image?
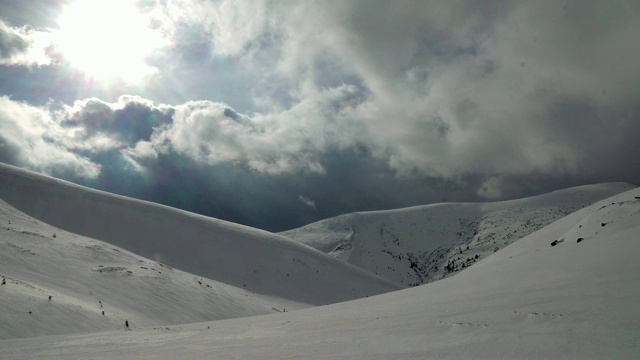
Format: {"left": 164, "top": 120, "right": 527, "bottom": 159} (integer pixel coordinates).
{"left": 280, "top": 183, "right": 635, "bottom": 286}
{"left": 0, "top": 163, "right": 401, "bottom": 329}
{"left": 0, "top": 197, "right": 274, "bottom": 339}
{"left": 2, "top": 186, "right": 638, "bottom": 359}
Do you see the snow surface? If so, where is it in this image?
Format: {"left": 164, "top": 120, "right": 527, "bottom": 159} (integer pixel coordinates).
{"left": 280, "top": 183, "right": 635, "bottom": 286}
{"left": 0, "top": 163, "right": 401, "bottom": 339}
{"left": 0, "top": 198, "right": 272, "bottom": 339}
{"left": 1, "top": 184, "right": 639, "bottom": 359}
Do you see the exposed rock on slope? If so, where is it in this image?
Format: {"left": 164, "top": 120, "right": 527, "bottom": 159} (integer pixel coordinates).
{"left": 281, "top": 183, "right": 635, "bottom": 286}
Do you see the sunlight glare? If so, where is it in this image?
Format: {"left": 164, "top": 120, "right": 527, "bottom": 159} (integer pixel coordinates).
{"left": 55, "top": 0, "right": 164, "bottom": 84}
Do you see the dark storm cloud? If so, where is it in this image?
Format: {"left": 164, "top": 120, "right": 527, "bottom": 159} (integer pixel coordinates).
{"left": 171, "top": 0, "right": 638, "bottom": 200}
{"left": 70, "top": 144, "right": 478, "bottom": 232}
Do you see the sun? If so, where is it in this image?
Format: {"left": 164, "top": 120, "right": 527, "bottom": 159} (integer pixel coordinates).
{"left": 54, "top": 0, "right": 164, "bottom": 84}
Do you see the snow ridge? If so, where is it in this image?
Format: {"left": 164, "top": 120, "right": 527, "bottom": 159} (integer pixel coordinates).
{"left": 281, "top": 183, "right": 634, "bottom": 286}
{"left": 0, "top": 162, "right": 401, "bottom": 332}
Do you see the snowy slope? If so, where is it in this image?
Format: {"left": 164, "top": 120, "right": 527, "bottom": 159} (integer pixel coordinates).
{"left": 2, "top": 187, "right": 638, "bottom": 359}
{"left": 0, "top": 163, "right": 401, "bottom": 311}
{"left": 0, "top": 198, "right": 274, "bottom": 339}
{"left": 280, "top": 183, "right": 634, "bottom": 286}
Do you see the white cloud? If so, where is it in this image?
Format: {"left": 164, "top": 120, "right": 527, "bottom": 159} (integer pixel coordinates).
{"left": 134, "top": 84, "right": 367, "bottom": 174}
{"left": 298, "top": 195, "right": 316, "bottom": 209}
{"left": 0, "top": 20, "right": 52, "bottom": 66}
{"left": 0, "top": 97, "right": 100, "bottom": 178}
{"left": 0, "top": 90, "right": 366, "bottom": 179}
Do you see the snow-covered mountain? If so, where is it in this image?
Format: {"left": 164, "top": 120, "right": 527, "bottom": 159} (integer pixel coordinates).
{"left": 2, "top": 184, "right": 638, "bottom": 359}
{"left": 0, "top": 197, "right": 274, "bottom": 339}
{"left": 280, "top": 183, "right": 634, "bottom": 286}
{"left": 0, "top": 163, "right": 401, "bottom": 339}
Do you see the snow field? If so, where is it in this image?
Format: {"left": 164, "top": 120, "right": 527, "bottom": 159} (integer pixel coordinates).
{"left": 1, "top": 161, "right": 638, "bottom": 358}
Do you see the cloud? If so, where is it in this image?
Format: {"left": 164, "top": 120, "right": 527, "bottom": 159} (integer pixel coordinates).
{"left": 164, "top": 0, "right": 640, "bottom": 193}
{"left": 128, "top": 83, "right": 368, "bottom": 174}
{"left": 0, "top": 96, "right": 100, "bottom": 179}
{"left": 298, "top": 195, "right": 316, "bottom": 209}
{"left": 0, "top": 19, "right": 52, "bottom": 66}
{"left": 0, "top": 20, "right": 29, "bottom": 59}
{"left": 2, "top": 92, "right": 369, "bottom": 179}
{"left": 0, "top": 94, "right": 478, "bottom": 231}
{"left": 56, "top": 95, "right": 174, "bottom": 147}
{"left": 477, "top": 176, "right": 503, "bottom": 200}
{"left": 0, "top": 95, "right": 175, "bottom": 180}
{"left": 2, "top": 0, "right": 640, "bottom": 230}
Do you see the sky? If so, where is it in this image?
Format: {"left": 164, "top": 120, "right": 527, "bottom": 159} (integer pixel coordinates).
{"left": 0, "top": 0, "right": 639, "bottom": 232}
